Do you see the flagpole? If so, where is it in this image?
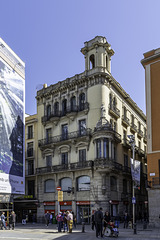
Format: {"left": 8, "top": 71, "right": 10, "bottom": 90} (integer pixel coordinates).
{"left": 128, "top": 135, "right": 137, "bottom": 234}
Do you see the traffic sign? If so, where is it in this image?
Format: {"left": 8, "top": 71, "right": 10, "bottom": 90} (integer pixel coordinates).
{"left": 58, "top": 191, "right": 63, "bottom": 202}
{"left": 132, "top": 197, "right": 136, "bottom": 204}
{"left": 56, "top": 186, "right": 62, "bottom": 191}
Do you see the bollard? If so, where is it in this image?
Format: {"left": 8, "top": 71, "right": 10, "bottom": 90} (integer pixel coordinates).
{"left": 133, "top": 223, "right": 137, "bottom": 234}
{"left": 82, "top": 222, "right": 85, "bottom": 232}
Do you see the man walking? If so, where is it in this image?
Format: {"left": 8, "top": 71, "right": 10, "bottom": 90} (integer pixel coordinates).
{"left": 95, "top": 207, "right": 103, "bottom": 238}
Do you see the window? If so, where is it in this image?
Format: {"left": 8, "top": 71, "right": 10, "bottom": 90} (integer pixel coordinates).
{"left": 103, "top": 138, "right": 109, "bottom": 159}
{"left": 44, "top": 179, "right": 55, "bottom": 193}
{"left": 71, "top": 96, "right": 76, "bottom": 111}
{"left": 77, "top": 176, "right": 90, "bottom": 191}
{"left": 123, "top": 130, "right": 127, "bottom": 140}
{"left": 138, "top": 141, "right": 141, "bottom": 149}
{"left": 28, "top": 180, "right": 35, "bottom": 197}
{"left": 109, "top": 93, "right": 112, "bottom": 106}
{"left": 46, "top": 155, "right": 52, "bottom": 167}
{"left": 113, "top": 97, "right": 116, "bottom": 109}
{"left": 79, "top": 119, "right": 86, "bottom": 136}
{"left": 46, "top": 128, "right": 51, "bottom": 143}
{"left": 110, "top": 176, "right": 117, "bottom": 191}
{"left": 28, "top": 125, "right": 33, "bottom": 139}
{"left": 47, "top": 104, "right": 51, "bottom": 119}
{"left": 27, "top": 142, "right": 33, "bottom": 157}
{"left": 28, "top": 160, "right": 34, "bottom": 175}
{"left": 123, "top": 179, "right": 127, "bottom": 193}
{"left": 79, "top": 149, "right": 86, "bottom": 162}
{"left": 113, "top": 122, "right": 117, "bottom": 131}
{"left": 79, "top": 93, "right": 85, "bottom": 111}
{"left": 54, "top": 102, "right": 59, "bottom": 115}
{"left": 123, "top": 106, "right": 127, "bottom": 117}
{"left": 138, "top": 121, "right": 141, "bottom": 131}
{"left": 61, "top": 178, "right": 72, "bottom": 191}
{"left": 131, "top": 115, "right": 134, "bottom": 125}
{"left": 61, "top": 152, "right": 68, "bottom": 165}
{"left": 61, "top": 124, "right": 68, "bottom": 140}
{"left": 62, "top": 99, "right": 67, "bottom": 116}
{"left": 89, "top": 54, "right": 95, "bottom": 69}
{"left": 124, "top": 154, "right": 128, "bottom": 167}
{"left": 96, "top": 139, "right": 101, "bottom": 158}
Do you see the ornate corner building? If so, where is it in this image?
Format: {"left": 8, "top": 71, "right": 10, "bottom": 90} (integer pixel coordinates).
{"left": 22, "top": 36, "right": 147, "bottom": 223}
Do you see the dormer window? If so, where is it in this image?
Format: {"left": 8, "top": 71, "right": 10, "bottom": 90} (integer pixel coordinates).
{"left": 89, "top": 54, "right": 95, "bottom": 69}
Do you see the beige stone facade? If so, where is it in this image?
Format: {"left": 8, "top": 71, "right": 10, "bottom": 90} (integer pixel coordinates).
{"left": 25, "top": 36, "right": 147, "bottom": 223}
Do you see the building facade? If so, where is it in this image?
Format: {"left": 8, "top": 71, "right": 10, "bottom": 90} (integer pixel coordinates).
{"left": 141, "top": 48, "right": 160, "bottom": 227}
{"left": 23, "top": 36, "right": 147, "bottom": 223}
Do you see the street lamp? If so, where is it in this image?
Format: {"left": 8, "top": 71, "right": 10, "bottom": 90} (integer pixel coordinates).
{"left": 128, "top": 135, "right": 137, "bottom": 234}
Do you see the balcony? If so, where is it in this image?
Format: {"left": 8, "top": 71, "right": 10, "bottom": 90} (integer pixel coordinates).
{"left": 36, "top": 160, "right": 93, "bottom": 174}
{"left": 137, "top": 148, "right": 145, "bottom": 157}
{"left": 122, "top": 115, "right": 130, "bottom": 127}
{"left": 122, "top": 138, "right": 131, "bottom": 149}
{"left": 137, "top": 129, "right": 143, "bottom": 138}
{"left": 41, "top": 102, "right": 89, "bottom": 124}
{"left": 130, "top": 123, "right": 137, "bottom": 133}
{"left": 94, "top": 158, "right": 123, "bottom": 171}
{"left": 38, "top": 128, "right": 92, "bottom": 149}
{"left": 109, "top": 104, "right": 120, "bottom": 119}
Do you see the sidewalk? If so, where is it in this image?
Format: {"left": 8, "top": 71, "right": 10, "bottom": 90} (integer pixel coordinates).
{"left": 12, "top": 221, "right": 160, "bottom": 239}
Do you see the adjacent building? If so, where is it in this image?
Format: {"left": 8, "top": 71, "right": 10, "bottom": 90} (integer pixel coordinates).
{"left": 141, "top": 48, "right": 160, "bottom": 226}
{"left": 20, "top": 36, "right": 147, "bottom": 223}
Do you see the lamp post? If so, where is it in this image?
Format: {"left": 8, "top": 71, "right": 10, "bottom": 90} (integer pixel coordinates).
{"left": 128, "top": 135, "right": 137, "bottom": 234}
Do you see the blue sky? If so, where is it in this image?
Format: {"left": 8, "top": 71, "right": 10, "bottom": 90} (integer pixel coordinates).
{"left": 1, "top": 0, "right": 160, "bottom": 115}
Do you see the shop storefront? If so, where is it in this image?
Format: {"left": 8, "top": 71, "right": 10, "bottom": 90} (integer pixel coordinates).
{"left": 59, "top": 201, "right": 72, "bottom": 212}
{"left": 43, "top": 201, "right": 55, "bottom": 214}
{"left": 76, "top": 201, "right": 90, "bottom": 224}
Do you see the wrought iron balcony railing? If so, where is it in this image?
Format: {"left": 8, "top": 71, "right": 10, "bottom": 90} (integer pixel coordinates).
{"left": 122, "top": 115, "right": 130, "bottom": 126}
{"left": 38, "top": 128, "right": 92, "bottom": 147}
{"left": 36, "top": 160, "right": 93, "bottom": 174}
{"left": 41, "top": 102, "right": 89, "bottom": 123}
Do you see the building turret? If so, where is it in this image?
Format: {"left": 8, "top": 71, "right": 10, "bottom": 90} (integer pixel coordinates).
{"left": 81, "top": 36, "right": 114, "bottom": 73}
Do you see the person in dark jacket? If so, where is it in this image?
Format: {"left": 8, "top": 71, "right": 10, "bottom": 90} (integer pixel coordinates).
{"left": 94, "top": 208, "right": 103, "bottom": 238}
{"left": 123, "top": 212, "right": 130, "bottom": 228}
{"left": 103, "top": 211, "right": 111, "bottom": 234}
{"left": 91, "top": 210, "right": 96, "bottom": 230}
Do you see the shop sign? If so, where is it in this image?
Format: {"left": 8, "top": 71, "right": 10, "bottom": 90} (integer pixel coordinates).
{"left": 43, "top": 202, "right": 55, "bottom": 206}
{"left": 59, "top": 201, "right": 72, "bottom": 205}
{"left": 76, "top": 201, "right": 90, "bottom": 205}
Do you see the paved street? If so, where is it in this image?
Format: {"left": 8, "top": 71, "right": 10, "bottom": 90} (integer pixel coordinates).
{"left": 0, "top": 222, "right": 160, "bottom": 240}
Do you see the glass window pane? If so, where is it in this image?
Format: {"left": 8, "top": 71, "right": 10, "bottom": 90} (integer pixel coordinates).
{"left": 45, "top": 179, "right": 55, "bottom": 193}
{"left": 61, "top": 178, "right": 72, "bottom": 191}
{"left": 78, "top": 176, "right": 90, "bottom": 191}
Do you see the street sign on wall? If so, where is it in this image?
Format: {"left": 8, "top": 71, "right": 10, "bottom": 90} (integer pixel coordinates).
{"left": 58, "top": 191, "right": 63, "bottom": 202}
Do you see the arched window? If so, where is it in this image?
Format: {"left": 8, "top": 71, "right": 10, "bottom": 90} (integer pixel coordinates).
{"left": 79, "top": 93, "right": 85, "bottom": 111}
{"left": 110, "top": 176, "right": 117, "bottom": 191}
{"left": 62, "top": 99, "right": 67, "bottom": 116}
{"left": 44, "top": 179, "right": 55, "bottom": 193}
{"left": 89, "top": 54, "right": 95, "bottom": 69}
{"left": 60, "top": 177, "right": 72, "bottom": 192}
{"left": 70, "top": 96, "right": 76, "bottom": 111}
{"left": 54, "top": 102, "right": 59, "bottom": 116}
{"left": 77, "top": 176, "right": 90, "bottom": 191}
{"left": 46, "top": 104, "right": 51, "bottom": 119}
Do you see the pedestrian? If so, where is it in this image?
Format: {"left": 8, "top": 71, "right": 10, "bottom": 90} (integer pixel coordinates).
{"left": 94, "top": 207, "right": 103, "bottom": 238}
{"left": 44, "top": 211, "right": 50, "bottom": 227}
{"left": 66, "top": 211, "right": 73, "bottom": 233}
{"left": 115, "top": 213, "right": 120, "bottom": 228}
{"left": 56, "top": 212, "right": 63, "bottom": 232}
{"left": 123, "top": 212, "right": 129, "bottom": 228}
{"left": 10, "top": 211, "right": 16, "bottom": 230}
{"left": 1, "top": 212, "right": 6, "bottom": 230}
{"left": 63, "top": 211, "right": 68, "bottom": 232}
{"left": 50, "top": 213, "right": 53, "bottom": 224}
{"left": 72, "top": 212, "right": 76, "bottom": 228}
{"left": 103, "top": 210, "right": 111, "bottom": 234}
{"left": 91, "top": 210, "right": 95, "bottom": 230}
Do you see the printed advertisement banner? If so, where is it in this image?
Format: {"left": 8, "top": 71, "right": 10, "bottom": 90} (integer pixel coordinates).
{"left": 0, "top": 55, "right": 25, "bottom": 194}
{"left": 130, "top": 158, "right": 141, "bottom": 186}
